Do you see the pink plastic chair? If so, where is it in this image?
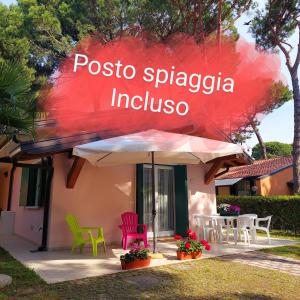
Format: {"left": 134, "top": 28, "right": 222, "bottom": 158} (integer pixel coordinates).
{"left": 119, "top": 212, "right": 148, "bottom": 250}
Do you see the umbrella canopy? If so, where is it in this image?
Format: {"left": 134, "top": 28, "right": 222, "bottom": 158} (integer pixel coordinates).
{"left": 73, "top": 129, "right": 243, "bottom": 166}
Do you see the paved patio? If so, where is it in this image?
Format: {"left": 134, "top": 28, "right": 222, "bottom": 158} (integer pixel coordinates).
{"left": 0, "top": 234, "right": 297, "bottom": 283}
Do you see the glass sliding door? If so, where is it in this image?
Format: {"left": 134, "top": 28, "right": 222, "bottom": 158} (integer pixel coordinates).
{"left": 143, "top": 165, "right": 175, "bottom": 236}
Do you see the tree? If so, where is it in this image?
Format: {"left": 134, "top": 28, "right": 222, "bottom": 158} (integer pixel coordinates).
{"left": 252, "top": 141, "right": 292, "bottom": 160}
{"left": 232, "top": 80, "right": 292, "bottom": 159}
{"left": 0, "top": 61, "right": 36, "bottom": 135}
{"left": 250, "top": 0, "right": 300, "bottom": 193}
{"left": 0, "top": 3, "right": 34, "bottom": 81}
{"left": 7, "top": 0, "right": 255, "bottom": 79}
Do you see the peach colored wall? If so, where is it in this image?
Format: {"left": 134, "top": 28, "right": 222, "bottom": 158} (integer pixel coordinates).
{"left": 257, "top": 166, "right": 293, "bottom": 196}
{"left": 187, "top": 164, "right": 216, "bottom": 232}
{"left": 10, "top": 167, "right": 44, "bottom": 245}
{"left": 48, "top": 155, "right": 217, "bottom": 249}
{"left": 0, "top": 164, "right": 10, "bottom": 210}
{"left": 48, "top": 154, "right": 136, "bottom": 248}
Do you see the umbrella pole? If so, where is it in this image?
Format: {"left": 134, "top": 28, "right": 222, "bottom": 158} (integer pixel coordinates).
{"left": 151, "top": 151, "right": 157, "bottom": 253}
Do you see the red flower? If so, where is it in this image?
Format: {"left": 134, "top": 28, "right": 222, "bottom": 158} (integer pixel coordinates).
{"left": 174, "top": 235, "right": 182, "bottom": 240}
{"left": 185, "top": 242, "right": 191, "bottom": 249}
{"left": 205, "top": 244, "right": 211, "bottom": 251}
{"left": 189, "top": 232, "right": 197, "bottom": 240}
{"left": 186, "top": 229, "right": 193, "bottom": 234}
{"left": 200, "top": 240, "right": 208, "bottom": 246}
{"left": 129, "top": 242, "right": 135, "bottom": 247}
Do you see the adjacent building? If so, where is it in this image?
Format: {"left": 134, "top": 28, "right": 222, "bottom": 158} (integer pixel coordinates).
{"left": 215, "top": 156, "right": 293, "bottom": 196}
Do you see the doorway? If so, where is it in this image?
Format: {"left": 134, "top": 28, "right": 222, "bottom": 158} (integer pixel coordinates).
{"left": 143, "top": 165, "right": 175, "bottom": 237}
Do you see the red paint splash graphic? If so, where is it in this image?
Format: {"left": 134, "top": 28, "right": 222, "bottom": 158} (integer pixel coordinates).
{"left": 45, "top": 33, "right": 282, "bottom": 140}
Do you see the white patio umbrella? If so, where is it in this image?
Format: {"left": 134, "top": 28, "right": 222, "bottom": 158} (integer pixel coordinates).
{"left": 73, "top": 129, "right": 244, "bottom": 252}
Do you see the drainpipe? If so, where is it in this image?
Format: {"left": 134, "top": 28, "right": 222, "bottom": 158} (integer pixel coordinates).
{"left": 7, "top": 165, "right": 16, "bottom": 211}
{"left": 37, "top": 157, "right": 54, "bottom": 252}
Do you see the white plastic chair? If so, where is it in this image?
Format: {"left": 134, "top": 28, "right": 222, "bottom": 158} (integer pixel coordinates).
{"left": 239, "top": 214, "right": 258, "bottom": 242}
{"left": 255, "top": 216, "right": 272, "bottom": 244}
{"left": 233, "top": 216, "right": 256, "bottom": 245}
{"left": 193, "top": 215, "right": 217, "bottom": 241}
{"left": 214, "top": 217, "right": 232, "bottom": 243}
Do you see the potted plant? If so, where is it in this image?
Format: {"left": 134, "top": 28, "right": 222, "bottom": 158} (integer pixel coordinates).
{"left": 120, "top": 243, "right": 151, "bottom": 270}
{"left": 175, "top": 230, "right": 211, "bottom": 260}
{"left": 219, "top": 203, "right": 241, "bottom": 216}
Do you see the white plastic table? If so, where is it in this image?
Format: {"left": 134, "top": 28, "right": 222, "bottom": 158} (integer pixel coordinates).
{"left": 213, "top": 215, "right": 257, "bottom": 243}
{"left": 193, "top": 214, "right": 257, "bottom": 244}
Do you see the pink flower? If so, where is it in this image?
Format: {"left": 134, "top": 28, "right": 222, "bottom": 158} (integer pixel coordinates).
{"left": 174, "top": 235, "right": 182, "bottom": 240}
{"left": 185, "top": 242, "right": 191, "bottom": 249}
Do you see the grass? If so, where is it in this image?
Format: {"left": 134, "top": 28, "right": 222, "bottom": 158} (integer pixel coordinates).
{"left": 1, "top": 247, "right": 300, "bottom": 300}
{"left": 260, "top": 244, "right": 300, "bottom": 261}
{"left": 257, "top": 229, "right": 300, "bottom": 241}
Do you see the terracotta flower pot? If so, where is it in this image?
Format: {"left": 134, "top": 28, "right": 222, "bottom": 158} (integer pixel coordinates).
{"left": 192, "top": 251, "right": 202, "bottom": 259}
{"left": 121, "top": 257, "right": 151, "bottom": 270}
{"left": 177, "top": 251, "right": 202, "bottom": 260}
{"left": 176, "top": 251, "right": 193, "bottom": 260}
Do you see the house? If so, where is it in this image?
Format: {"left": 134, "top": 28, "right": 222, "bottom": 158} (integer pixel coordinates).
{"left": 0, "top": 119, "right": 248, "bottom": 251}
{"left": 215, "top": 156, "right": 293, "bottom": 196}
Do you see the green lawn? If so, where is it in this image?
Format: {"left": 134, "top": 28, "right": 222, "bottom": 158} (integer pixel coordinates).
{"left": 260, "top": 244, "right": 300, "bottom": 261}
{"left": 258, "top": 229, "right": 300, "bottom": 241}
{"left": 1, "top": 247, "right": 300, "bottom": 300}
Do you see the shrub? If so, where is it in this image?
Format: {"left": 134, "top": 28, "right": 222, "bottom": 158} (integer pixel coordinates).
{"left": 217, "top": 195, "right": 300, "bottom": 234}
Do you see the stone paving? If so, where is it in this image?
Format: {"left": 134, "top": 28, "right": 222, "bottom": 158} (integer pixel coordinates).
{"left": 220, "top": 251, "right": 300, "bottom": 277}
{"left": 0, "top": 234, "right": 298, "bottom": 283}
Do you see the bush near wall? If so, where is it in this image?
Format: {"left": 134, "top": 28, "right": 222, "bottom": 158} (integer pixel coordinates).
{"left": 217, "top": 196, "right": 300, "bottom": 234}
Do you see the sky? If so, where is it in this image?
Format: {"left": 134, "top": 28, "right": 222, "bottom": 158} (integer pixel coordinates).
{"left": 1, "top": 0, "right": 297, "bottom": 149}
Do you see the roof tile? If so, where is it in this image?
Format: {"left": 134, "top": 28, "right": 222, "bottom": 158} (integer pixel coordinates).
{"left": 217, "top": 156, "right": 292, "bottom": 179}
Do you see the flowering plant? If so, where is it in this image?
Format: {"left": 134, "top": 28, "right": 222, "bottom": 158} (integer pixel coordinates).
{"left": 120, "top": 242, "right": 150, "bottom": 263}
{"left": 218, "top": 203, "right": 240, "bottom": 214}
{"left": 175, "top": 230, "right": 211, "bottom": 253}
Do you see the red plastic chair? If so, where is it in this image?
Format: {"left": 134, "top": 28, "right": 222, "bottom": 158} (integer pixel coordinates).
{"left": 119, "top": 212, "right": 148, "bottom": 250}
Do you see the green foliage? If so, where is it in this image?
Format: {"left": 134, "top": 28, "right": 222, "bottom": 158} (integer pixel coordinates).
{"left": 0, "top": 3, "right": 34, "bottom": 79}
{"left": 120, "top": 246, "right": 149, "bottom": 263}
{"left": 0, "top": 1, "right": 255, "bottom": 80}
{"left": 252, "top": 141, "right": 292, "bottom": 160}
{"left": 0, "top": 60, "right": 37, "bottom": 135}
{"left": 217, "top": 195, "right": 300, "bottom": 234}
{"left": 176, "top": 237, "right": 206, "bottom": 254}
{"left": 232, "top": 81, "right": 292, "bottom": 145}
{"left": 266, "top": 81, "right": 293, "bottom": 112}
{"left": 250, "top": 1, "right": 300, "bottom": 52}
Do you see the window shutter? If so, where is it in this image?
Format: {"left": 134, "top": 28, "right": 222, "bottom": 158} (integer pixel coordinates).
{"left": 174, "top": 165, "right": 189, "bottom": 236}
{"left": 27, "top": 168, "right": 38, "bottom": 206}
{"left": 19, "top": 168, "right": 29, "bottom": 206}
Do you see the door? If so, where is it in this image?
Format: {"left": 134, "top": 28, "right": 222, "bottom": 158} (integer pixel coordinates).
{"left": 143, "top": 165, "right": 175, "bottom": 236}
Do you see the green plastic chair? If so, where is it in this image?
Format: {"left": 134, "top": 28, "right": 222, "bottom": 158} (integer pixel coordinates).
{"left": 65, "top": 214, "right": 106, "bottom": 256}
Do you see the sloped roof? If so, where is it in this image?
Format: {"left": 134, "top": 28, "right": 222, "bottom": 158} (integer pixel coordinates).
{"left": 217, "top": 156, "right": 293, "bottom": 179}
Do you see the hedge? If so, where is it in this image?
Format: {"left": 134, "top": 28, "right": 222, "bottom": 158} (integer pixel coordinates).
{"left": 217, "top": 196, "right": 300, "bottom": 234}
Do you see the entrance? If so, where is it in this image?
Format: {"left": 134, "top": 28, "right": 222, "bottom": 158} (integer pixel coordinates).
{"left": 143, "top": 165, "right": 175, "bottom": 237}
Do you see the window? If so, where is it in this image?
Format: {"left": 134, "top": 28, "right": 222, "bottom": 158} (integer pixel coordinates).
{"left": 19, "top": 167, "right": 45, "bottom": 208}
